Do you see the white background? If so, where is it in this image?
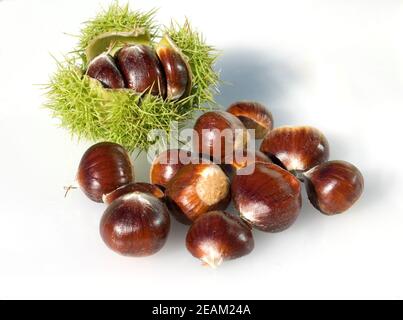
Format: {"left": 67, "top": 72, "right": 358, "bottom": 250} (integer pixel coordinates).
{"left": 0, "top": 0, "right": 402, "bottom": 300}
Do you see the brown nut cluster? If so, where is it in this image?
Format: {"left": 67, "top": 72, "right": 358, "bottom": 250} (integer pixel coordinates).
{"left": 86, "top": 35, "right": 192, "bottom": 100}
{"left": 76, "top": 143, "right": 171, "bottom": 257}
{"left": 73, "top": 99, "right": 364, "bottom": 267}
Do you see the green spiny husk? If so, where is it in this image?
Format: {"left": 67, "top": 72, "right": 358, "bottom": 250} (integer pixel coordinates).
{"left": 45, "top": 2, "right": 219, "bottom": 151}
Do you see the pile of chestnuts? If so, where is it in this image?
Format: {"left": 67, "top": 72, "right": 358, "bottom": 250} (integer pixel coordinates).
{"left": 75, "top": 101, "right": 364, "bottom": 268}
{"left": 86, "top": 34, "right": 191, "bottom": 100}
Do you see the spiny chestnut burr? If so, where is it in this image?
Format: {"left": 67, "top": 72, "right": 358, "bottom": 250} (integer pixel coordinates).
{"left": 186, "top": 211, "right": 254, "bottom": 268}
{"left": 103, "top": 183, "right": 164, "bottom": 205}
{"left": 227, "top": 101, "right": 273, "bottom": 139}
{"left": 86, "top": 53, "right": 125, "bottom": 89}
{"left": 156, "top": 35, "right": 192, "bottom": 100}
{"left": 303, "top": 160, "right": 364, "bottom": 215}
{"left": 193, "top": 111, "right": 250, "bottom": 163}
{"left": 77, "top": 142, "right": 134, "bottom": 203}
{"left": 232, "top": 162, "right": 302, "bottom": 233}
{"left": 116, "top": 45, "right": 167, "bottom": 97}
{"left": 150, "top": 149, "right": 193, "bottom": 189}
{"left": 165, "top": 163, "right": 231, "bottom": 224}
{"left": 100, "top": 192, "right": 171, "bottom": 257}
{"left": 260, "top": 126, "right": 330, "bottom": 173}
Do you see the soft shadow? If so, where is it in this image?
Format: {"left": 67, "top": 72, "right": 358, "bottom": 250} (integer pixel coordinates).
{"left": 359, "top": 168, "right": 394, "bottom": 209}
{"left": 132, "top": 151, "right": 152, "bottom": 183}
{"left": 165, "top": 218, "right": 189, "bottom": 254}
{"left": 215, "top": 48, "right": 301, "bottom": 125}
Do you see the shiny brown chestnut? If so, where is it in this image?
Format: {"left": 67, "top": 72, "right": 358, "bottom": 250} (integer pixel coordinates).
{"left": 150, "top": 149, "right": 193, "bottom": 189}
{"left": 116, "top": 45, "right": 167, "bottom": 97}
{"left": 303, "top": 160, "right": 364, "bottom": 215}
{"left": 156, "top": 35, "right": 192, "bottom": 100}
{"left": 103, "top": 182, "right": 164, "bottom": 205}
{"left": 165, "top": 163, "right": 231, "bottom": 224}
{"left": 260, "top": 126, "right": 330, "bottom": 173}
{"left": 227, "top": 101, "right": 273, "bottom": 139}
{"left": 186, "top": 211, "right": 254, "bottom": 268}
{"left": 193, "top": 111, "right": 250, "bottom": 163}
{"left": 77, "top": 142, "right": 134, "bottom": 203}
{"left": 100, "top": 192, "right": 170, "bottom": 257}
{"left": 232, "top": 162, "right": 302, "bottom": 232}
{"left": 86, "top": 53, "right": 125, "bottom": 89}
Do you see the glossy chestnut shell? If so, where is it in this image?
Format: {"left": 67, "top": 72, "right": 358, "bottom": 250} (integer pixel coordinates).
{"left": 150, "top": 149, "right": 193, "bottom": 189}
{"left": 260, "top": 126, "right": 330, "bottom": 173}
{"left": 193, "top": 111, "right": 250, "bottom": 163}
{"left": 77, "top": 142, "right": 134, "bottom": 203}
{"left": 303, "top": 160, "right": 364, "bottom": 215}
{"left": 100, "top": 192, "right": 171, "bottom": 257}
{"left": 116, "top": 45, "right": 167, "bottom": 97}
{"left": 186, "top": 211, "right": 254, "bottom": 268}
{"left": 86, "top": 54, "right": 125, "bottom": 89}
{"left": 165, "top": 163, "right": 231, "bottom": 224}
{"left": 232, "top": 162, "right": 302, "bottom": 232}
{"left": 156, "top": 35, "right": 192, "bottom": 100}
{"left": 103, "top": 183, "right": 164, "bottom": 205}
{"left": 227, "top": 101, "right": 273, "bottom": 139}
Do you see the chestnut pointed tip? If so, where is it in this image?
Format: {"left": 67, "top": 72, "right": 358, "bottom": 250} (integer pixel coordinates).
{"left": 103, "top": 182, "right": 164, "bottom": 205}
{"left": 201, "top": 255, "right": 224, "bottom": 269}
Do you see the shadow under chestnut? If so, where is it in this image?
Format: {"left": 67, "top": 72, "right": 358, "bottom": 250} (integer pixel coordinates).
{"left": 214, "top": 48, "right": 301, "bottom": 125}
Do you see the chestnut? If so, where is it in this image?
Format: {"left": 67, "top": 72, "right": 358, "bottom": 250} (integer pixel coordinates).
{"left": 165, "top": 163, "right": 231, "bottom": 224}
{"left": 100, "top": 192, "right": 170, "bottom": 257}
{"left": 303, "top": 160, "right": 364, "bottom": 215}
{"left": 150, "top": 149, "right": 193, "bottom": 189}
{"left": 186, "top": 211, "right": 254, "bottom": 268}
{"left": 116, "top": 45, "right": 167, "bottom": 97}
{"left": 86, "top": 53, "right": 125, "bottom": 89}
{"left": 77, "top": 142, "right": 134, "bottom": 203}
{"left": 260, "top": 126, "right": 330, "bottom": 173}
{"left": 193, "top": 111, "right": 250, "bottom": 163}
{"left": 227, "top": 101, "right": 273, "bottom": 139}
{"left": 232, "top": 162, "right": 302, "bottom": 233}
{"left": 156, "top": 35, "right": 192, "bottom": 100}
{"left": 103, "top": 182, "right": 164, "bottom": 205}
